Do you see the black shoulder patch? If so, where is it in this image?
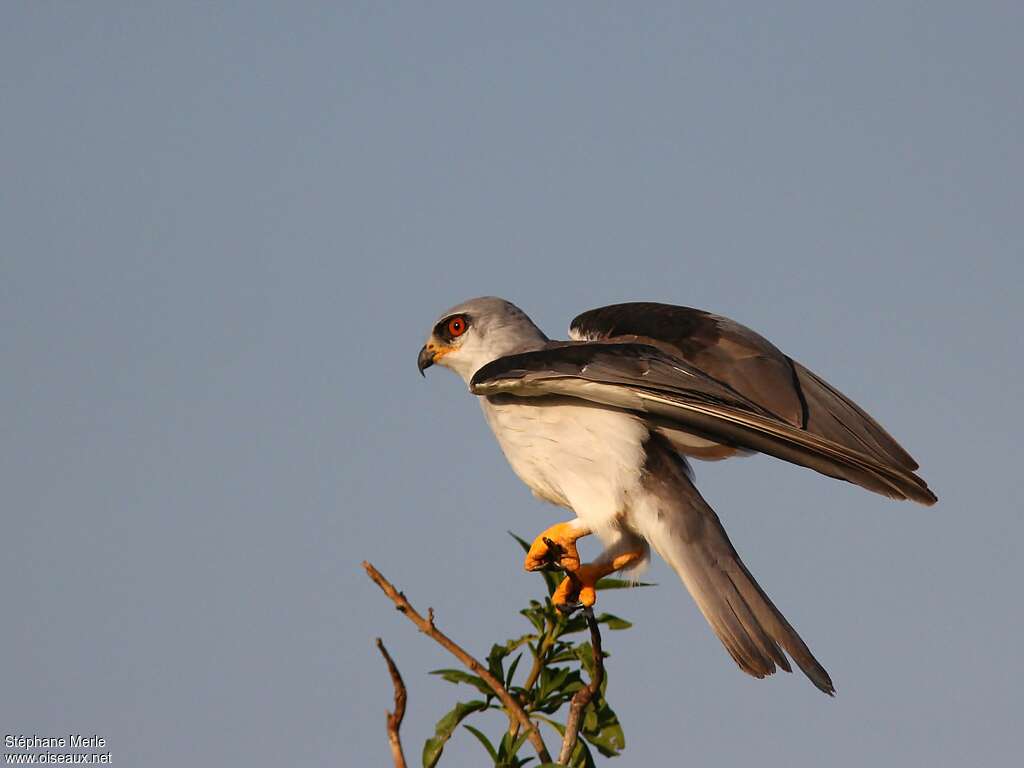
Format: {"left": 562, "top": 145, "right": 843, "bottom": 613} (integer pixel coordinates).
{"left": 571, "top": 302, "right": 722, "bottom": 359}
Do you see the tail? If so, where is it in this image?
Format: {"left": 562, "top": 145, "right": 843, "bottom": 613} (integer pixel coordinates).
{"left": 635, "top": 436, "right": 835, "bottom": 694}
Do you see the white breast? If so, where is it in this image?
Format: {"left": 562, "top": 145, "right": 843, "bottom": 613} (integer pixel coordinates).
{"left": 480, "top": 396, "right": 649, "bottom": 531}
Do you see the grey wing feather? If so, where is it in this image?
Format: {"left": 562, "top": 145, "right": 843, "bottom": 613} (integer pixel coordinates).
{"left": 470, "top": 343, "right": 936, "bottom": 505}
{"left": 570, "top": 302, "right": 921, "bottom": 472}
{"left": 641, "top": 434, "right": 834, "bottom": 694}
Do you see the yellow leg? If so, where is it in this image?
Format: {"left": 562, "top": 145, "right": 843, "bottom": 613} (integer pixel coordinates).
{"left": 552, "top": 549, "right": 646, "bottom": 608}
{"left": 524, "top": 520, "right": 590, "bottom": 573}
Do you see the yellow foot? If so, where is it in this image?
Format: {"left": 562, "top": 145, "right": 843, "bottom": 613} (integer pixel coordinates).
{"left": 523, "top": 521, "right": 587, "bottom": 573}
{"left": 550, "top": 550, "right": 646, "bottom": 610}
{"left": 552, "top": 565, "right": 603, "bottom": 608}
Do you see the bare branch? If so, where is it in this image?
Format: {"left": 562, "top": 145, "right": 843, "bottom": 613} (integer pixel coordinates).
{"left": 558, "top": 607, "right": 605, "bottom": 765}
{"left": 375, "top": 638, "right": 407, "bottom": 768}
{"left": 362, "top": 561, "right": 553, "bottom": 765}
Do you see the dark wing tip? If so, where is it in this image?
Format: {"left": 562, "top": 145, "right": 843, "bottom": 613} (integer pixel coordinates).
{"left": 902, "top": 476, "right": 937, "bottom": 506}
{"left": 808, "top": 665, "right": 836, "bottom": 696}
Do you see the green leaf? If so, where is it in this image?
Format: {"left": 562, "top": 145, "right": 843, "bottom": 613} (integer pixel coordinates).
{"left": 595, "top": 612, "right": 632, "bottom": 630}
{"left": 534, "top": 714, "right": 594, "bottom": 766}
{"left": 584, "top": 724, "right": 626, "bottom": 758}
{"left": 487, "top": 643, "right": 510, "bottom": 682}
{"left": 559, "top": 614, "right": 590, "bottom": 635}
{"left": 509, "top": 531, "right": 532, "bottom": 553}
{"left": 505, "top": 652, "right": 523, "bottom": 688}
{"left": 535, "top": 667, "right": 584, "bottom": 713}
{"left": 429, "top": 668, "right": 495, "bottom": 697}
{"left": 581, "top": 698, "right": 625, "bottom": 757}
{"left": 570, "top": 736, "right": 597, "bottom": 768}
{"left": 520, "top": 604, "right": 548, "bottom": 633}
{"left": 461, "top": 724, "right": 498, "bottom": 762}
{"left": 546, "top": 649, "right": 581, "bottom": 664}
{"left": 422, "top": 700, "right": 488, "bottom": 768}
{"left": 502, "top": 633, "right": 536, "bottom": 654}
{"left": 496, "top": 729, "right": 532, "bottom": 761}
{"left": 533, "top": 715, "right": 565, "bottom": 736}
{"left": 574, "top": 643, "right": 596, "bottom": 677}
{"left": 538, "top": 665, "right": 574, "bottom": 698}
{"left": 573, "top": 642, "right": 612, "bottom": 682}
{"left": 594, "top": 577, "right": 656, "bottom": 590}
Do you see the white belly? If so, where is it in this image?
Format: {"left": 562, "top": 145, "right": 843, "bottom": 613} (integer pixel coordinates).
{"left": 480, "top": 396, "right": 649, "bottom": 530}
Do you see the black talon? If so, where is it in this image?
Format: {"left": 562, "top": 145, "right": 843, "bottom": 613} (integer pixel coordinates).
{"left": 539, "top": 537, "right": 567, "bottom": 570}
{"left": 542, "top": 536, "right": 564, "bottom": 556}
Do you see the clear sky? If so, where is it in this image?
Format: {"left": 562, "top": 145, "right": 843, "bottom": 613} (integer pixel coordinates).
{"left": 2, "top": 3, "right": 1021, "bottom": 766}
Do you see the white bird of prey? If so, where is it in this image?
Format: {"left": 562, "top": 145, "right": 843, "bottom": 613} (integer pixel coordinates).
{"left": 417, "top": 297, "right": 936, "bottom": 694}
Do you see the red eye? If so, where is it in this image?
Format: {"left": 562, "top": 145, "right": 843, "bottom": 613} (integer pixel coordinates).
{"left": 448, "top": 316, "right": 467, "bottom": 337}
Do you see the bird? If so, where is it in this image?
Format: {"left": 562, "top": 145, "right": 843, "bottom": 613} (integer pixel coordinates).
{"left": 417, "top": 297, "right": 936, "bottom": 694}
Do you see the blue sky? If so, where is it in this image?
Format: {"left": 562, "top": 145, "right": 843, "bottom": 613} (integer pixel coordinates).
{"left": 2, "top": 3, "right": 1021, "bottom": 766}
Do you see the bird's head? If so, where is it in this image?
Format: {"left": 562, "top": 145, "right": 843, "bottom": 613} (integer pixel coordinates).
{"left": 418, "top": 296, "right": 548, "bottom": 384}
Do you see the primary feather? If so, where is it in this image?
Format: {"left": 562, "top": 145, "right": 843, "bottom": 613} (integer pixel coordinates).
{"left": 570, "top": 301, "right": 922, "bottom": 473}
{"left": 470, "top": 343, "right": 935, "bottom": 504}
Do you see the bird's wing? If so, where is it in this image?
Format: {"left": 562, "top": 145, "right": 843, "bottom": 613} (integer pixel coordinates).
{"left": 570, "top": 302, "right": 921, "bottom": 472}
{"left": 470, "top": 342, "right": 936, "bottom": 505}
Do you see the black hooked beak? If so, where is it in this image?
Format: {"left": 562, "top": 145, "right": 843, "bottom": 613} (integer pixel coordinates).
{"left": 417, "top": 344, "right": 435, "bottom": 377}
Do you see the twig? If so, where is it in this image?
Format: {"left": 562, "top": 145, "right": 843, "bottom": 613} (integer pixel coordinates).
{"left": 558, "top": 607, "right": 605, "bottom": 765}
{"left": 375, "top": 638, "right": 407, "bottom": 768}
{"left": 362, "top": 561, "right": 553, "bottom": 765}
